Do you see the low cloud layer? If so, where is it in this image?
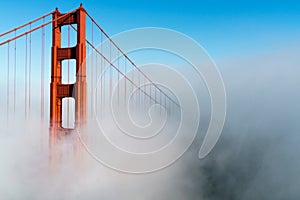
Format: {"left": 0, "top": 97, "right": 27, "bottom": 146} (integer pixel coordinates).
{"left": 0, "top": 45, "right": 300, "bottom": 199}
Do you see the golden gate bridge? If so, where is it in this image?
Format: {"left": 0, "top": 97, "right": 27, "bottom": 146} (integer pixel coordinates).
{"left": 0, "top": 4, "right": 179, "bottom": 165}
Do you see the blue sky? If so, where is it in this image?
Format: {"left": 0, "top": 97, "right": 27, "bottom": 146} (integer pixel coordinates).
{"left": 1, "top": 3, "right": 300, "bottom": 198}
{"left": 1, "top": 0, "right": 300, "bottom": 60}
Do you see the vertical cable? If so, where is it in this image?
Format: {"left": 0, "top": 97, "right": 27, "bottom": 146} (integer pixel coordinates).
{"left": 29, "top": 23, "right": 32, "bottom": 116}
{"left": 25, "top": 34, "right": 28, "bottom": 118}
{"left": 67, "top": 24, "right": 70, "bottom": 127}
{"left": 144, "top": 75, "right": 146, "bottom": 107}
{"left": 100, "top": 32, "right": 103, "bottom": 115}
{"left": 124, "top": 57, "right": 127, "bottom": 107}
{"left": 91, "top": 22, "right": 94, "bottom": 117}
{"left": 131, "top": 65, "right": 134, "bottom": 107}
{"left": 41, "top": 18, "right": 45, "bottom": 122}
{"left": 117, "top": 50, "right": 120, "bottom": 107}
{"left": 155, "top": 86, "right": 157, "bottom": 104}
{"left": 6, "top": 43, "right": 10, "bottom": 120}
{"left": 109, "top": 42, "right": 112, "bottom": 102}
{"left": 138, "top": 68, "right": 140, "bottom": 108}
{"left": 144, "top": 75, "right": 146, "bottom": 108}
{"left": 149, "top": 83, "right": 152, "bottom": 104}
{"left": 14, "top": 30, "right": 16, "bottom": 113}
{"left": 94, "top": 23, "right": 98, "bottom": 114}
{"left": 164, "top": 92, "right": 167, "bottom": 113}
{"left": 87, "top": 40, "right": 90, "bottom": 116}
{"left": 160, "top": 90, "right": 162, "bottom": 114}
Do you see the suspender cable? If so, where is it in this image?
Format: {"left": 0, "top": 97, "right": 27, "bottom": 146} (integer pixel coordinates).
{"left": 124, "top": 56, "right": 127, "bottom": 107}
{"left": 87, "top": 40, "right": 90, "bottom": 114}
{"left": 117, "top": 50, "right": 120, "bottom": 107}
{"left": 144, "top": 75, "right": 146, "bottom": 106}
{"left": 131, "top": 64, "right": 134, "bottom": 105}
{"left": 91, "top": 22, "right": 94, "bottom": 117}
{"left": 109, "top": 42, "right": 112, "bottom": 102}
{"left": 138, "top": 67, "right": 140, "bottom": 108}
{"left": 164, "top": 92, "right": 167, "bottom": 111}
{"left": 29, "top": 23, "right": 32, "bottom": 116}
{"left": 93, "top": 23, "right": 98, "bottom": 114}
{"left": 25, "top": 34, "right": 28, "bottom": 118}
{"left": 155, "top": 87, "right": 157, "bottom": 104}
{"left": 100, "top": 32, "right": 103, "bottom": 114}
{"left": 13, "top": 30, "right": 16, "bottom": 113}
{"left": 7, "top": 43, "right": 10, "bottom": 120}
{"left": 41, "top": 17, "right": 45, "bottom": 122}
{"left": 95, "top": 32, "right": 98, "bottom": 113}
{"left": 67, "top": 24, "right": 70, "bottom": 127}
{"left": 160, "top": 91, "right": 162, "bottom": 114}
{"left": 149, "top": 82, "right": 152, "bottom": 103}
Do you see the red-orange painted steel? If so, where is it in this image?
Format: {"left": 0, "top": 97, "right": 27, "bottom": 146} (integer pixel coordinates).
{"left": 50, "top": 5, "right": 86, "bottom": 130}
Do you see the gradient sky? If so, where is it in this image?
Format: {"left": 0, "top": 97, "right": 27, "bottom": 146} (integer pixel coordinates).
{"left": 1, "top": 2, "right": 300, "bottom": 199}
{"left": 1, "top": 0, "right": 300, "bottom": 60}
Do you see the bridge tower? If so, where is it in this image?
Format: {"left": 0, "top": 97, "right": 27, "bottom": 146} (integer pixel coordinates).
{"left": 50, "top": 5, "right": 86, "bottom": 131}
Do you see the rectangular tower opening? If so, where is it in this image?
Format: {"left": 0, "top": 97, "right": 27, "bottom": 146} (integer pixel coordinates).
{"left": 62, "top": 59, "right": 76, "bottom": 84}
{"left": 61, "top": 24, "right": 77, "bottom": 48}
{"left": 62, "top": 97, "right": 75, "bottom": 129}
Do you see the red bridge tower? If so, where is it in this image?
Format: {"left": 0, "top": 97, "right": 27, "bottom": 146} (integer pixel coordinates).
{"left": 50, "top": 5, "right": 86, "bottom": 131}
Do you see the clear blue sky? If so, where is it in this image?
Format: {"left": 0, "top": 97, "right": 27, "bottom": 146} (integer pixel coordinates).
{"left": 1, "top": 0, "right": 300, "bottom": 59}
